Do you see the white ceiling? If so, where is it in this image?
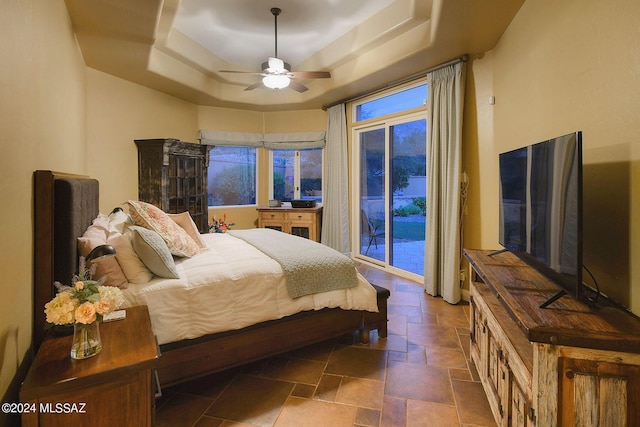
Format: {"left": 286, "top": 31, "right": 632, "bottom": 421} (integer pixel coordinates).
{"left": 173, "top": 0, "right": 395, "bottom": 70}
{"left": 64, "top": 0, "right": 524, "bottom": 111}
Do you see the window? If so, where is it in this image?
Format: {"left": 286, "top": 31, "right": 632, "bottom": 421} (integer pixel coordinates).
{"left": 208, "top": 146, "right": 257, "bottom": 206}
{"left": 355, "top": 84, "right": 427, "bottom": 122}
{"left": 352, "top": 81, "right": 427, "bottom": 279}
{"left": 271, "top": 148, "right": 322, "bottom": 203}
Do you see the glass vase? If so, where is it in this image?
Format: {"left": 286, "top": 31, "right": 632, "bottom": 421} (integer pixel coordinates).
{"left": 70, "top": 321, "right": 102, "bottom": 359}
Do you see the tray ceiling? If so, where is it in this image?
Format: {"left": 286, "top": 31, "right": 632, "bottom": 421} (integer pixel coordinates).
{"left": 64, "top": 0, "right": 524, "bottom": 111}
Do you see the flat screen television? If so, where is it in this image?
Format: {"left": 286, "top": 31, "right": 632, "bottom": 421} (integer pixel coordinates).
{"left": 497, "top": 131, "right": 583, "bottom": 308}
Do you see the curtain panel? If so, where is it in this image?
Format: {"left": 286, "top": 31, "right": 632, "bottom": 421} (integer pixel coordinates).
{"left": 320, "top": 104, "right": 350, "bottom": 254}
{"left": 424, "top": 61, "right": 466, "bottom": 304}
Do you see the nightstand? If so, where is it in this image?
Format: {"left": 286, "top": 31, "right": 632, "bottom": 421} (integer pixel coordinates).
{"left": 20, "top": 305, "right": 159, "bottom": 427}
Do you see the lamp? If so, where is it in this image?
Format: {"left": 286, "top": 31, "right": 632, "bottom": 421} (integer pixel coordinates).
{"left": 263, "top": 74, "right": 290, "bottom": 89}
{"left": 86, "top": 245, "right": 117, "bottom": 263}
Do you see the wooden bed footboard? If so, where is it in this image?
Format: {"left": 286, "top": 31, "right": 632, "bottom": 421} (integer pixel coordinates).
{"left": 157, "top": 285, "right": 389, "bottom": 387}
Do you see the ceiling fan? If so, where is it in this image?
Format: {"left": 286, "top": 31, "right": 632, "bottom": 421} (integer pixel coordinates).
{"left": 219, "top": 7, "right": 331, "bottom": 92}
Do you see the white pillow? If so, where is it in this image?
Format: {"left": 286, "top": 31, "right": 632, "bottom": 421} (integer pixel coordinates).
{"left": 108, "top": 209, "right": 133, "bottom": 237}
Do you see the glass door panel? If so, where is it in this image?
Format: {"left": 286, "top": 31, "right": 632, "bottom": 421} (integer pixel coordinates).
{"left": 390, "top": 119, "right": 426, "bottom": 275}
{"left": 358, "top": 128, "right": 386, "bottom": 262}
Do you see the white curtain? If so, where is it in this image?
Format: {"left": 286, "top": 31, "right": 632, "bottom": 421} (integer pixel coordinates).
{"left": 321, "top": 104, "right": 350, "bottom": 254}
{"left": 424, "top": 61, "right": 466, "bottom": 304}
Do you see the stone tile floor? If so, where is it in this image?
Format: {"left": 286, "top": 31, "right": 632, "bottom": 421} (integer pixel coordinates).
{"left": 155, "top": 262, "right": 495, "bottom": 427}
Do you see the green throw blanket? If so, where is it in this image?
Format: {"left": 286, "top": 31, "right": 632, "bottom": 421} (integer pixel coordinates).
{"left": 228, "top": 228, "right": 358, "bottom": 298}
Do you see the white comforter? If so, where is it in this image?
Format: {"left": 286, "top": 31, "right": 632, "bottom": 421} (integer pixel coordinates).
{"left": 121, "top": 232, "right": 379, "bottom": 345}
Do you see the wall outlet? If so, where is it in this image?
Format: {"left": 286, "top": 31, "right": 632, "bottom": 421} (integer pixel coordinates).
{"left": 459, "top": 269, "right": 466, "bottom": 282}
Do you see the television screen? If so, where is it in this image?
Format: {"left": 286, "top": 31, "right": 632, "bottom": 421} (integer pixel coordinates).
{"left": 498, "top": 131, "right": 583, "bottom": 307}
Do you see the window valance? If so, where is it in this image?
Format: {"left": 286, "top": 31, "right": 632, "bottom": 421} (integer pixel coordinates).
{"left": 198, "top": 130, "right": 264, "bottom": 147}
{"left": 198, "top": 130, "right": 325, "bottom": 149}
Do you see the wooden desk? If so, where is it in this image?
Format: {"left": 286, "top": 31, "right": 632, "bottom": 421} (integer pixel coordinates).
{"left": 20, "top": 306, "right": 159, "bottom": 427}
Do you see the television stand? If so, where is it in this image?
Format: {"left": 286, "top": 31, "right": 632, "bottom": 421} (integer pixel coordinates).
{"left": 464, "top": 249, "right": 640, "bottom": 426}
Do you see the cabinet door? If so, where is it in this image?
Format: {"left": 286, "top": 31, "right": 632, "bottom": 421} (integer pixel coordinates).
{"left": 259, "top": 211, "right": 286, "bottom": 232}
{"left": 510, "top": 378, "right": 534, "bottom": 427}
{"left": 559, "top": 358, "right": 640, "bottom": 427}
{"left": 470, "top": 296, "right": 485, "bottom": 369}
{"left": 24, "top": 370, "right": 154, "bottom": 427}
{"left": 287, "top": 212, "right": 316, "bottom": 241}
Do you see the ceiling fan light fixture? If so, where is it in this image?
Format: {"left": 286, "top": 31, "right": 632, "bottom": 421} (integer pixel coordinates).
{"left": 263, "top": 74, "right": 290, "bottom": 89}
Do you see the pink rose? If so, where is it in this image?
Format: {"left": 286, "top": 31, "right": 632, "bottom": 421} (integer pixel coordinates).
{"left": 75, "top": 302, "right": 97, "bottom": 324}
{"left": 94, "top": 300, "right": 112, "bottom": 316}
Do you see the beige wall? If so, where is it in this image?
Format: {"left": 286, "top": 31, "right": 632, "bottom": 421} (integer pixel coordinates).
{"left": 86, "top": 68, "right": 199, "bottom": 213}
{"left": 0, "top": 0, "right": 87, "bottom": 401}
{"left": 464, "top": 0, "right": 640, "bottom": 314}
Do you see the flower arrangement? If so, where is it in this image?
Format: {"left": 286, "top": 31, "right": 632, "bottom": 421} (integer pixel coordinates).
{"left": 44, "top": 257, "right": 124, "bottom": 326}
{"left": 209, "top": 214, "right": 235, "bottom": 233}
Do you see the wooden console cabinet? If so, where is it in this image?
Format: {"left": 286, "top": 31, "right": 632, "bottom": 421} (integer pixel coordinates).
{"left": 465, "top": 249, "right": 640, "bottom": 427}
{"left": 257, "top": 206, "right": 322, "bottom": 242}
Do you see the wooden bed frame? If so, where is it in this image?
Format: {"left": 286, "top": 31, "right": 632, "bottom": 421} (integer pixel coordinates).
{"left": 33, "top": 170, "right": 390, "bottom": 387}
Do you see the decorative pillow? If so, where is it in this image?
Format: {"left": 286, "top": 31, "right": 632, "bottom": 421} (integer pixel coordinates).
{"left": 168, "top": 212, "right": 207, "bottom": 250}
{"left": 110, "top": 233, "right": 153, "bottom": 284}
{"left": 77, "top": 237, "right": 128, "bottom": 289}
{"left": 108, "top": 209, "right": 133, "bottom": 237}
{"left": 128, "top": 225, "right": 179, "bottom": 279}
{"left": 83, "top": 214, "right": 110, "bottom": 241}
{"left": 126, "top": 200, "right": 200, "bottom": 257}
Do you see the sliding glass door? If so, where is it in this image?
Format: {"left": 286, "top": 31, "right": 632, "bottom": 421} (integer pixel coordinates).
{"left": 355, "top": 115, "right": 427, "bottom": 278}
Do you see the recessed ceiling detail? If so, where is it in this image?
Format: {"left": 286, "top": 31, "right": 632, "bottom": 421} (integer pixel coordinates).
{"left": 173, "top": 0, "right": 395, "bottom": 69}
{"left": 64, "top": 0, "right": 524, "bottom": 111}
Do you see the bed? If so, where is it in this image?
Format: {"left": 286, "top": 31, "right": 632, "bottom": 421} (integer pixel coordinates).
{"left": 33, "top": 170, "right": 389, "bottom": 387}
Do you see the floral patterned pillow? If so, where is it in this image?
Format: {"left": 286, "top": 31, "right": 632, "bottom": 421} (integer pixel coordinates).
{"left": 126, "top": 200, "right": 200, "bottom": 257}
{"left": 168, "top": 212, "right": 207, "bottom": 250}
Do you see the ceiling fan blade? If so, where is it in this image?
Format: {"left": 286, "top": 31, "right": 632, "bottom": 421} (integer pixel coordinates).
{"left": 219, "top": 70, "right": 263, "bottom": 75}
{"left": 244, "top": 81, "right": 265, "bottom": 91}
{"left": 288, "top": 81, "right": 309, "bottom": 93}
{"left": 289, "top": 71, "right": 331, "bottom": 79}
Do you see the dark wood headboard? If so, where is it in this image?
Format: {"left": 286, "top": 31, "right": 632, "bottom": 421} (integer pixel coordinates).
{"left": 33, "top": 170, "right": 99, "bottom": 349}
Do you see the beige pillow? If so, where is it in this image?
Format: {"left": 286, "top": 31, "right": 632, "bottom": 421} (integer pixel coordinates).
{"left": 129, "top": 226, "right": 179, "bottom": 279}
{"left": 168, "top": 212, "right": 207, "bottom": 250}
{"left": 77, "top": 237, "right": 128, "bottom": 289}
{"left": 110, "top": 233, "right": 153, "bottom": 284}
{"left": 126, "top": 200, "right": 200, "bottom": 257}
